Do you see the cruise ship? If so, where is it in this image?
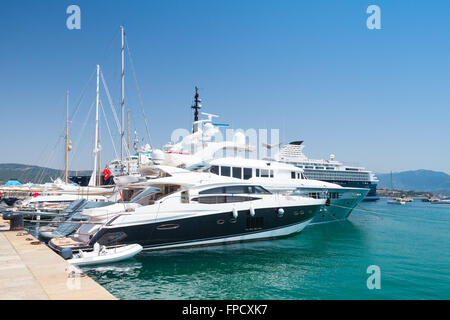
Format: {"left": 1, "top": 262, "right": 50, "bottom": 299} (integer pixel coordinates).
{"left": 274, "top": 141, "right": 379, "bottom": 201}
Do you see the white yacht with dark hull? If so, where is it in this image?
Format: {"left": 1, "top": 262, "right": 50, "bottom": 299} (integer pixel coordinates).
{"left": 49, "top": 173, "right": 325, "bottom": 253}
{"left": 203, "top": 157, "right": 369, "bottom": 224}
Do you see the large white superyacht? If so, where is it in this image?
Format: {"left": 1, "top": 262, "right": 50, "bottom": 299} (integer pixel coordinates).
{"left": 274, "top": 141, "right": 379, "bottom": 201}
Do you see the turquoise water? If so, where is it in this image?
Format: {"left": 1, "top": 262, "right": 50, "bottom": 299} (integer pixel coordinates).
{"left": 82, "top": 199, "right": 450, "bottom": 300}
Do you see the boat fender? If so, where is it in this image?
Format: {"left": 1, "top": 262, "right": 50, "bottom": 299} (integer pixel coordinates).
{"left": 277, "top": 208, "right": 285, "bottom": 217}
{"left": 61, "top": 248, "right": 73, "bottom": 260}
{"left": 250, "top": 205, "right": 255, "bottom": 217}
{"left": 232, "top": 207, "right": 238, "bottom": 219}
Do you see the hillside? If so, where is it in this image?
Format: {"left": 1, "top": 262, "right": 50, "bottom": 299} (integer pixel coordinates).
{"left": 377, "top": 170, "right": 450, "bottom": 195}
{"left": 0, "top": 163, "right": 91, "bottom": 184}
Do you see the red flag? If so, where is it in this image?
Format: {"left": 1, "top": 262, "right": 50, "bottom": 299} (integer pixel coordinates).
{"left": 102, "top": 166, "right": 112, "bottom": 181}
{"left": 32, "top": 193, "right": 40, "bottom": 198}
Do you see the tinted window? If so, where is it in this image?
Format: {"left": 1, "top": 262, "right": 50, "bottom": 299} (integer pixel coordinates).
{"left": 232, "top": 167, "right": 242, "bottom": 179}
{"left": 193, "top": 196, "right": 227, "bottom": 204}
{"left": 270, "top": 170, "right": 274, "bottom": 178}
{"left": 200, "top": 185, "right": 271, "bottom": 195}
{"left": 256, "top": 169, "right": 260, "bottom": 177}
{"left": 221, "top": 166, "right": 230, "bottom": 176}
{"left": 192, "top": 196, "right": 260, "bottom": 204}
{"left": 261, "top": 169, "right": 269, "bottom": 178}
{"left": 291, "top": 172, "right": 296, "bottom": 179}
{"left": 243, "top": 168, "right": 252, "bottom": 180}
{"left": 224, "top": 185, "right": 251, "bottom": 194}
{"left": 227, "top": 196, "right": 260, "bottom": 203}
{"left": 199, "top": 187, "right": 225, "bottom": 194}
{"left": 254, "top": 186, "right": 271, "bottom": 194}
{"left": 130, "top": 187, "right": 160, "bottom": 203}
{"left": 211, "top": 165, "right": 219, "bottom": 175}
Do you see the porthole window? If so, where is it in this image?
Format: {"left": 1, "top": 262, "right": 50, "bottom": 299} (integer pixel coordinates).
{"left": 217, "top": 219, "right": 225, "bottom": 225}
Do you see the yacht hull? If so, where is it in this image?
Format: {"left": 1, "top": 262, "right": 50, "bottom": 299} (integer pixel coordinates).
{"left": 50, "top": 204, "right": 320, "bottom": 252}
{"left": 310, "top": 188, "right": 368, "bottom": 224}
{"left": 286, "top": 187, "right": 368, "bottom": 224}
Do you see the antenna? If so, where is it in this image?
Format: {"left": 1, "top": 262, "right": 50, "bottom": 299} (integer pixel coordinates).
{"left": 191, "top": 86, "right": 202, "bottom": 133}
{"left": 200, "top": 112, "right": 218, "bottom": 122}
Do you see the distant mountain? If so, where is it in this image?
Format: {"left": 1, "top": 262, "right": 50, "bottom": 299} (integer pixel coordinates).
{"left": 0, "top": 163, "right": 91, "bottom": 184}
{"left": 377, "top": 170, "right": 450, "bottom": 195}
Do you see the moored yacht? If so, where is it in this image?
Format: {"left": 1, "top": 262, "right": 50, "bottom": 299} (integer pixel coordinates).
{"left": 274, "top": 141, "right": 379, "bottom": 201}
{"left": 49, "top": 171, "right": 325, "bottom": 253}
{"left": 202, "top": 157, "right": 369, "bottom": 224}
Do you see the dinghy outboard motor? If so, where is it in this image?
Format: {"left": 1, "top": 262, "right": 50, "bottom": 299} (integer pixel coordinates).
{"left": 2, "top": 211, "right": 24, "bottom": 231}
{"left": 61, "top": 248, "right": 73, "bottom": 260}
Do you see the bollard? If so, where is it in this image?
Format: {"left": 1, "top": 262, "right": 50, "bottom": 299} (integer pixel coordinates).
{"left": 2, "top": 211, "right": 24, "bottom": 231}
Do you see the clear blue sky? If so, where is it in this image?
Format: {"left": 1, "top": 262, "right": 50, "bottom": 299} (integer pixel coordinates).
{"left": 0, "top": 0, "right": 449, "bottom": 174}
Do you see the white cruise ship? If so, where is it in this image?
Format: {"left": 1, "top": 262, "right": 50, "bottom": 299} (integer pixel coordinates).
{"left": 274, "top": 141, "right": 379, "bottom": 201}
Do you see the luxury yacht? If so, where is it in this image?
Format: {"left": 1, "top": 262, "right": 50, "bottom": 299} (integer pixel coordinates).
{"left": 275, "top": 141, "right": 379, "bottom": 201}
{"left": 201, "top": 157, "right": 368, "bottom": 224}
{"left": 49, "top": 170, "right": 325, "bottom": 253}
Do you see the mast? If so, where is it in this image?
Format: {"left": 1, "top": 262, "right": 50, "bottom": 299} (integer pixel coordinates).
{"left": 97, "top": 101, "right": 101, "bottom": 186}
{"left": 191, "top": 86, "right": 201, "bottom": 133}
{"left": 120, "top": 26, "right": 125, "bottom": 174}
{"left": 92, "top": 64, "right": 100, "bottom": 187}
{"left": 127, "top": 110, "right": 130, "bottom": 155}
{"left": 127, "top": 110, "right": 130, "bottom": 174}
{"left": 65, "top": 90, "right": 69, "bottom": 184}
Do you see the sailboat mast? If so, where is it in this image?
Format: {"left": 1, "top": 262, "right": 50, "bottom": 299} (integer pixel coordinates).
{"left": 120, "top": 26, "right": 125, "bottom": 174}
{"left": 127, "top": 110, "right": 130, "bottom": 174}
{"left": 97, "top": 103, "right": 101, "bottom": 186}
{"left": 65, "top": 90, "right": 69, "bottom": 184}
{"left": 93, "top": 64, "right": 100, "bottom": 186}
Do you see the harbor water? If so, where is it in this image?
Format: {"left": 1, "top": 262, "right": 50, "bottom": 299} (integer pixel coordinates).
{"left": 61, "top": 200, "right": 450, "bottom": 299}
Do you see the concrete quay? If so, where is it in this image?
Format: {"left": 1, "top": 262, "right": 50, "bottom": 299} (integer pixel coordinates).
{"left": 0, "top": 215, "right": 116, "bottom": 300}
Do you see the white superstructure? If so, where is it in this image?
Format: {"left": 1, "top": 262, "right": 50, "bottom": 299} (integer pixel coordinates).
{"left": 275, "top": 141, "right": 379, "bottom": 200}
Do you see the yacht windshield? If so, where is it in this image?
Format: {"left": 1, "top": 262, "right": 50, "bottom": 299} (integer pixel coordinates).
{"left": 130, "top": 187, "right": 161, "bottom": 203}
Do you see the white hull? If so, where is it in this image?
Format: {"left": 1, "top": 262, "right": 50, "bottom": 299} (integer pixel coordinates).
{"left": 141, "top": 219, "right": 312, "bottom": 251}
{"left": 68, "top": 244, "right": 143, "bottom": 266}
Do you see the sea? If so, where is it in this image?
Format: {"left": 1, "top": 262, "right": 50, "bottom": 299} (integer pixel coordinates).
{"left": 72, "top": 199, "right": 449, "bottom": 300}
